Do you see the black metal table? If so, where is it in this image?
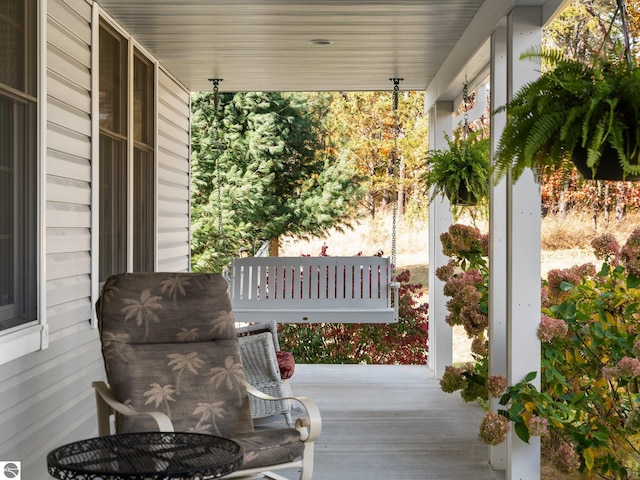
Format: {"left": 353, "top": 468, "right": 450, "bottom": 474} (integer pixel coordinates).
{"left": 47, "top": 432, "right": 243, "bottom": 480}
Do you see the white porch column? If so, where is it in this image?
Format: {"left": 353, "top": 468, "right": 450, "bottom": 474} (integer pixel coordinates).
{"left": 505, "top": 7, "right": 542, "bottom": 480}
{"left": 488, "top": 24, "right": 508, "bottom": 471}
{"left": 427, "top": 101, "right": 453, "bottom": 378}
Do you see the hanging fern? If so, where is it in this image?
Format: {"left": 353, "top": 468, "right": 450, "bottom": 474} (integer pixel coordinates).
{"left": 492, "top": 47, "right": 640, "bottom": 182}
{"left": 422, "top": 128, "right": 490, "bottom": 207}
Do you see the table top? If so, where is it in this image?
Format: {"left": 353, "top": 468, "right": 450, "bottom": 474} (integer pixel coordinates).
{"left": 47, "top": 432, "right": 243, "bottom": 480}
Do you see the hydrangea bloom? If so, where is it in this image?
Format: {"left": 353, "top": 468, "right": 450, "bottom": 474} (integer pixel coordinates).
{"left": 440, "top": 224, "right": 484, "bottom": 258}
{"left": 460, "top": 306, "right": 488, "bottom": 336}
{"left": 527, "top": 415, "right": 548, "bottom": 437}
{"left": 471, "top": 337, "right": 488, "bottom": 356}
{"left": 592, "top": 233, "right": 620, "bottom": 262}
{"left": 554, "top": 441, "right": 580, "bottom": 474}
{"left": 538, "top": 314, "right": 568, "bottom": 342}
{"left": 621, "top": 227, "right": 640, "bottom": 277}
{"left": 618, "top": 356, "right": 640, "bottom": 378}
{"left": 602, "top": 366, "right": 619, "bottom": 381}
{"left": 440, "top": 365, "right": 465, "bottom": 393}
{"left": 435, "top": 261, "right": 456, "bottom": 282}
{"left": 479, "top": 233, "right": 490, "bottom": 257}
{"left": 545, "top": 264, "right": 595, "bottom": 300}
{"left": 478, "top": 411, "right": 510, "bottom": 445}
{"left": 486, "top": 375, "right": 507, "bottom": 398}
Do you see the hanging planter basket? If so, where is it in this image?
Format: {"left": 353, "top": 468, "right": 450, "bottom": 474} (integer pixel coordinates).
{"left": 571, "top": 146, "right": 640, "bottom": 182}
{"left": 424, "top": 130, "right": 490, "bottom": 208}
{"left": 492, "top": 0, "right": 640, "bottom": 184}
{"left": 447, "top": 183, "right": 478, "bottom": 206}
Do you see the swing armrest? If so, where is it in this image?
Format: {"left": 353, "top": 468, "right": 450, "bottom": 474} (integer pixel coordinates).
{"left": 92, "top": 381, "right": 174, "bottom": 436}
{"left": 244, "top": 380, "right": 322, "bottom": 442}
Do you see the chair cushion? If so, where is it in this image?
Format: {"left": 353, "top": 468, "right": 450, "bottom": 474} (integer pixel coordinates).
{"left": 276, "top": 351, "right": 295, "bottom": 379}
{"left": 97, "top": 272, "right": 254, "bottom": 436}
{"left": 233, "top": 428, "right": 304, "bottom": 469}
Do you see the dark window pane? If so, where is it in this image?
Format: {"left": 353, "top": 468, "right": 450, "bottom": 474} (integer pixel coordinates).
{"left": 134, "top": 51, "right": 154, "bottom": 146}
{"left": 0, "top": 97, "right": 16, "bottom": 314}
{"left": 0, "top": 0, "right": 25, "bottom": 91}
{"left": 99, "top": 24, "right": 127, "bottom": 134}
{"left": 0, "top": 0, "right": 37, "bottom": 332}
{"left": 99, "top": 134, "right": 128, "bottom": 282}
{"left": 99, "top": 23, "right": 155, "bottom": 281}
{"left": 133, "top": 148, "right": 154, "bottom": 272}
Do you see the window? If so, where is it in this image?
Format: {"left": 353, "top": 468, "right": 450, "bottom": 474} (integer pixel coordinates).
{"left": 99, "top": 23, "right": 155, "bottom": 282}
{"left": 0, "top": 0, "right": 38, "bottom": 332}
{"left": 133, "top": 50, "right": 155, "bottom": 272}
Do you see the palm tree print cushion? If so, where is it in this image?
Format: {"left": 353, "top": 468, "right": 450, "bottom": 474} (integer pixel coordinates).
{"left": 97, "top": 272, "right": 254, "bottom": 435}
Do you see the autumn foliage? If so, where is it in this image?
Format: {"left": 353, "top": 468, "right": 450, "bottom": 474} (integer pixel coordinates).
{"left": 278, "top": 269, "right": 429, "bottom": 364}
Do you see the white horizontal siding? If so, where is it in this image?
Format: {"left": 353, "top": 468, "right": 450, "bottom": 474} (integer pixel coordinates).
{"left": 47, "top": 252, "right": 91, "bottom": 281}
{"left": 47, "top": 297, "right": 93, "bottom": 332}
{"left": 47, "top": 123, "right": 91, "bottom": 159}
{"left": 1, "top": 5, "right": 195, "bottom": 480}
{"left": 157, "top": 212, "right": 190, "bottom": 230}
{"left": 46, "top": 228, "right": 91, "bottom": 254}
{"left": 158, "top": 162, "right": 189, "bottom": 185}
{"left": 47, "top": 203, "right": 91, "bottom": 228}
{"left": 47, "top": 175, "right": 91, "bottom": 205}
{"left": 157, "top": 69, "right": 191, "bottom": 272}
{"left": 0, "top": 326, "right": 102, "bottom": 479}
{"left": 0, "top": 4, "right": 99, "bottom": 480}
{"left": 48, "top": 149, "right": 91, "bottom": 183}
{"left": 48, "top": 69, "right": 91, "bottom": 113}
{"left": 47, "top": 275, "right": 92, "bottom": 310}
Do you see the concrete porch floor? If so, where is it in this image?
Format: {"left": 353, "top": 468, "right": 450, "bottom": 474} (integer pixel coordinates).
{"left": 285, "top": 364, "right": 505, "bottom": 480}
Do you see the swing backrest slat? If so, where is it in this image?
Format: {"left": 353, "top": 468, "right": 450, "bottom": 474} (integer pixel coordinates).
{"left": 229, "top": 256, "right": 395, "bottom": 323}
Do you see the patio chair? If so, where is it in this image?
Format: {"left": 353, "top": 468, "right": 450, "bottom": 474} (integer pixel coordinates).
{"left": 92, "top": 272, "right": 321, "bottom": 480}
{"left": 237, "top": 322, "right": 295, "bottom": 425}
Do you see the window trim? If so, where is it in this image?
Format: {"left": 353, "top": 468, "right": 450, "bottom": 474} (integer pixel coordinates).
{"left": 0, "top": 0, "right": 47, "bottom": 366}
{"left": 92, "top": 6, "right": 160, "bottom": 325}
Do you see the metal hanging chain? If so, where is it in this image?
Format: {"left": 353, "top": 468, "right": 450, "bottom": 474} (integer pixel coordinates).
{"left": 597, "top": 0, "right": 633, "bottom": 67}
{"left": 208, "top": 78, "right": 226, "bottom": 263}
{"left": 390, "top": 77, "right": 403, "bottom": 321}
{"left": 462, "top": 80, "right": 470, "bottom": 158}
{"left": 616, "top": 0, "right": 633, "bottom": 67}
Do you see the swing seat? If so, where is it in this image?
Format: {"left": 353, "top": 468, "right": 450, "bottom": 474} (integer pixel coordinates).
{"left": 230, "top": 256, "right": 397, "bottom": 323}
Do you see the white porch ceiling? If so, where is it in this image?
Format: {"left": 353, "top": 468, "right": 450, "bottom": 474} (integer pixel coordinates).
{"left": 96, "top": 0, "right": 568, "bottom": 96}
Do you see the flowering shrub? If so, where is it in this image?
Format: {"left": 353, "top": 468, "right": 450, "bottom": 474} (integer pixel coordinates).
{"left": 485, "top": 228, "right": 640, "bottom": 479}
{"left": 436, "top": 224, "right": 491, "bottom": 403}
{"left": 278, "top": 253, "right": 429, "bottom": 364}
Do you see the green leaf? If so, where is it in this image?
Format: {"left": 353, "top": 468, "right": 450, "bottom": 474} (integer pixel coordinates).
{"left": 627, "top": 274, "right": 640, "bottom": 289}
{"left": 524, "top": 371, "right": 538, "bottom": 382}
{"left": 570, "top": 391, "right": 586, "bottom": 405}
{"left": 514, "top": 422, "right": 530, "bottom": 444}
{"left": 560, "top": 281, "right": 574, "bottom": 292}
{"left": 598, "top": 262, "right": 611, "bottom": 277}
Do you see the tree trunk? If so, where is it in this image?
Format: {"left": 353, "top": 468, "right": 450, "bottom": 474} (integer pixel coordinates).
{"left": 592, "top": 182, "right": 601, "bottom": 232}
{"left": 269, "top": 237, "right": 280, "bottom": 257}
{"left": 398, "top": 155, "right": 405, "bottom": 217}
{"left": 604, "top": 182, "right": 612, "bottom": 226}
{"left": 616, "top": 183, "right": 627, "bottom": 221}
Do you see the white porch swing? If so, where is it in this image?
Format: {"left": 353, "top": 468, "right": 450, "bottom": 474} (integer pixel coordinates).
{"left": 218, "top": 79, "right": 404, "bottom": 323}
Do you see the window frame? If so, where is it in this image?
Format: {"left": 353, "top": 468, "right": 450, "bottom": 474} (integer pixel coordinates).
{"left": 0, "top": 0, "right": 45, "bottom": 366}
{"left": 96, "top": 14, "right": 157, "bottom": 287}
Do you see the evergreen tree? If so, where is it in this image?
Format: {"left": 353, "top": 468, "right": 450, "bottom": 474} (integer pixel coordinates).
{"left": 190, "top": 91, "right": 362, "bottom": 272}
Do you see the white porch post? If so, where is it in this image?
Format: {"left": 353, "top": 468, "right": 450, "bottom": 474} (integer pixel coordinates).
{"left": 427, "top": 101, "right": 453, "bottom": 378}
{"left": 506, "top": 7, "right": 542, "bottom": 479}
{"left": 488, "top": 24, "right": 508, "bottom": 471}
